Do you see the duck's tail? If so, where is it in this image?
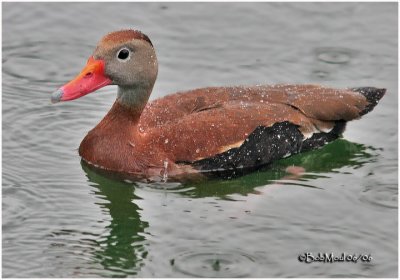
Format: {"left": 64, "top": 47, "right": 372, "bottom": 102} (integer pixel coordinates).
{"left": 351, "top": 87, "right": 386, "bottom": 116}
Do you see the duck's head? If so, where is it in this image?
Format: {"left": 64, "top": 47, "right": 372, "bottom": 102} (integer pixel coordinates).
{"left": 51, "top": 30, "right": 158, "bottom": 105}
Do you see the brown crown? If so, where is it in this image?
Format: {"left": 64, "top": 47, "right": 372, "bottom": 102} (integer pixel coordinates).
{"left": 101, "top": 30, "right": 153, "bottom": 47}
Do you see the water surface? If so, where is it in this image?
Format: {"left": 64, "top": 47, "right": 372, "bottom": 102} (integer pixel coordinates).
{"left": 2, "top": 2, "right": 398, "bottom": 277}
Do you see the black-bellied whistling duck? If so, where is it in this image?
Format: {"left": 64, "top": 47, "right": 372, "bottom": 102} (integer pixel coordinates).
{"left": 51, "top": 30, "right": 385, "bottom": 181}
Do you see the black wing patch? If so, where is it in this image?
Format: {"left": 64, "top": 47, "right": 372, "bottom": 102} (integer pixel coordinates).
{"left": 191, "top": 121, "right": 304, "bottom": 176}
{"left": 189, "top": 121, "right": 346, "bottom": 178}
{"left": 301, "top": 121, "right": 346, "bottom": 152}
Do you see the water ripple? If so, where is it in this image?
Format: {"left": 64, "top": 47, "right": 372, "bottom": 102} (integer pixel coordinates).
{"left": 315, "top": 47, "right": 353, "bottom": 64}
{"left": 135, "top": 181, "right": 196, "bottom": 194}
{"left": 3, "top": 40, "right": 94, "bottom": 85}
{"left": 359, "top": 183, "right": 398, "bottom": 210}
{"left": 170, "top": 247, "right": 258, "bottom": 277}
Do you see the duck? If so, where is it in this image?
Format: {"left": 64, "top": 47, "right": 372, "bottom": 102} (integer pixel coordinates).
{"left": 51, "top": 29, "right": 385, "bottom": 181}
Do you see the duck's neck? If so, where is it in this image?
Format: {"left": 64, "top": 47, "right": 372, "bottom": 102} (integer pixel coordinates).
{"left": 79, "top": 84, "right": 154, "bottom": 168}
{"left": 95, "top": 84, "right": 153, "bottom": 131}
{"left": 116, "top": 84, "right": 153, "bottom": 119}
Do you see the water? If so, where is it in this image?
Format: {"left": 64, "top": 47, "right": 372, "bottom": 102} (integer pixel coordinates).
{"left": 2, "top": 2, "right": 398, "bottom": 277}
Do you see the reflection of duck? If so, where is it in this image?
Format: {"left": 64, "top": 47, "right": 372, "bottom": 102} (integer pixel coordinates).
{"left": 83, "top": 139, "right": 375, "bottom": 199}
{"left": 181, "top": 139, "right": 376, "bottom": 196}
{"left": 52, "top": 30, "right": 385, "bottom": 180}
{"left": 82, "top": 162, "right": 149, "bottom": 276}
{"left": 78, "top": 138, "right": 376, "bottom": 276}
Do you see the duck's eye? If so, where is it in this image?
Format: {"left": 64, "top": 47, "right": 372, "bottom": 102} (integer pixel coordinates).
{"left": 117, "top": 48, "right": 130, "bottom": 61}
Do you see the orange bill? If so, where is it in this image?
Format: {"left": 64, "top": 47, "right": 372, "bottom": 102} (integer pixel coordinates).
{"left": 51, "top": 57, "right": 112, "bottom": 103}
